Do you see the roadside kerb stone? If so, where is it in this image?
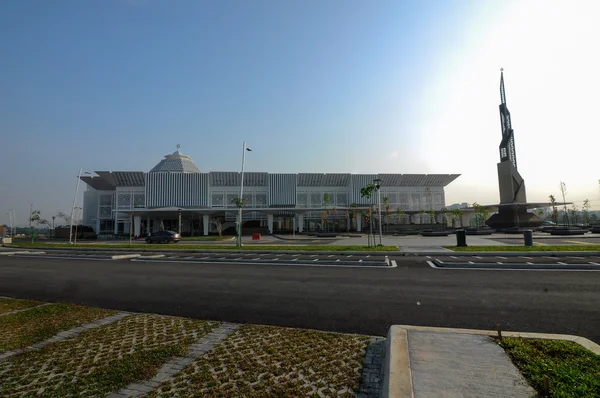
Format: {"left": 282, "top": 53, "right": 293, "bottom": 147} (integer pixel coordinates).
{"left": 0, "top": 312, "right": 131, "bottom": 362}
{"left": 5, "top": 244, "right": 395, "bottom": 256}
{"left": 404, "top": 251, "right": 600, "bottom": 257}
{"left": 108, "top": 322, "right": 240, "bottom": 398}
{"left": 0, "top": 302, "right": 52, "bottom": 317}
{"left": 0, "top": 251, "right": 46, "bottom": 256}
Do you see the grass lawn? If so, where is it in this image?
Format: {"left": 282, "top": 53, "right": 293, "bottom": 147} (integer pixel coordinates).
{"left": 499, "top": 337, "right": 600, "bottom": 397}
{"left": 149, "top": 324, "right": 369, "bottom": 397}
{"left": 0, "top": 314, "right": 219, "bottom": 397}
{"left": 445, "top": 245, "right": 600, "bottom": 252}
{"left": 0, "top": 304, "right": 116, "bottom": 352}
{"left": 0, "top": 297, "right": 44, "bottom": 315}
{"left": 10, "top": 242, "right": 399, "bottom": 251}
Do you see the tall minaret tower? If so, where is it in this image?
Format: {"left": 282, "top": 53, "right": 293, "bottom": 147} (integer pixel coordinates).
{"left": 498, "top": 69, "right": 518, "bottom": 169}
{"left": 496, "top": 69, "right": 526, "bottom": 204}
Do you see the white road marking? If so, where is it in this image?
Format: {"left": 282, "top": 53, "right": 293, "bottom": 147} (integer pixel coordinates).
{"left": 557, "top": 262, "right": 567, "bottom": 265}
{"left": 366, "top": 255, "right": 371, "bottom": 258}
{"left": 497, "top": 262, "right": 503, "bottom": 264}
{"left": 497, "top": 256, "right": 507, "bottom": 259}
{"left": 468, "top": 261, "right": 474, "bottom": 264}
{"left": 474, "top": 256, "right": 483, "bottom": 259}
{"left": 569, "top": 257, "right": 584, "bottom": 260}
{"left": 327, "top": 255, "right": 334, "bottom": 258}
{"left": 346, "top": 255, "right": 352, "bottom": 258}
{"left": 293, "top": 254, "right": 300, "bottom": 257}
{"left": 564, "top": 240, "right": 594, "bottom": 245}
{"left": 519, "top": 256, "right": 533, "bottom": 260}
{"left": 336, "top": 259, "right": 340, "bottom": 262}
{"left": 313, "top": 258, "right": 318, "bottom": 262}
{"left": 527, "top": 262, "right": 534, "bottom": 265}
{"left": 201, "top": 257, "right": 209, "bottom": 260}
{"left": 292, "top": 258, "right": 298, "bottom": 262}
{"left": 310, "top": 254, "right": 318, "bottom": 257}
{"left": 590, "top": 262, "right": 600, "bottom": 265}
{"left": 359, "top": 259, "right": 363, "bottom": 263}
{"left": 450, "top": 256, "right": 457, "bottom": 259}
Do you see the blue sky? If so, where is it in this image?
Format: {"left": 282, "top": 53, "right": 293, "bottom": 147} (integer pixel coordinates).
{"left": 1, "top": 0, "right": 599, "bottom": 226}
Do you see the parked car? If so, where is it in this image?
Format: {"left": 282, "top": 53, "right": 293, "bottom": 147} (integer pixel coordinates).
{"left": 146, "top": 231, "right": 181, "bottom": 244}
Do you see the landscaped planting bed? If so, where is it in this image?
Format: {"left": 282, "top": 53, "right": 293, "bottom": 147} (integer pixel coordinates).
{"left": 0, "top": 314, "right": 219, "bottom": 397}
{"left": 499, "top": 337, "right": 600, "bottom": 397}
{"left": 0, "top": 303, "right": 116, "bottom": 352}
{"left": 149, "top": 324, "right": 370, "bottom": 397}
{"left": 0, "top": 297, "right": 43, "bottom": 315}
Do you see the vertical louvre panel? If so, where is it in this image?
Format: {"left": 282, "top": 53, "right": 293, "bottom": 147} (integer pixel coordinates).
{"left": 268, "top": 174, "right": 296, "bottom": 206}
{"left": 350, "top": 175, "right": 377, "bottom": 205}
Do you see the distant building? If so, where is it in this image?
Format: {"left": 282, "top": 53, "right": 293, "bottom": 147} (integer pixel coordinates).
{"left": 81, "top": 147, "right": 460, "bottom": 236}
{"left": 447, "top": 203, "right": 469, "bottom": 210}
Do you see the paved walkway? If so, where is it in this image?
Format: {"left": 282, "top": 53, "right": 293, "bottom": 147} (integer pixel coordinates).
{"left": 408, "top": 330, "right": 534, "bottom": 397}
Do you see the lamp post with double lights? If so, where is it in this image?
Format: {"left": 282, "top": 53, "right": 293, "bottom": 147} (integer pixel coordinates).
{"left": 237, "top": 142, "right": 252, "bottom": 247}
{"left": 70, "top": 169, "right": 91, "bottom": 244}
{"left": 373, "top": 178, "right": 383, "bottom": 246}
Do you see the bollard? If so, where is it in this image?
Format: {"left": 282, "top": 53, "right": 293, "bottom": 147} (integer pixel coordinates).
{"left": 523, "top": 229, "right": 533, "bottom": 246}
{"left": 456, "top": 229, "right": 467, "bottom": 247}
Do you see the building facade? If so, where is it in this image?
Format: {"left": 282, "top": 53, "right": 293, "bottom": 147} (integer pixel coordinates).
{"left": 81, "top": 148, "right": 460, "bottom": 236}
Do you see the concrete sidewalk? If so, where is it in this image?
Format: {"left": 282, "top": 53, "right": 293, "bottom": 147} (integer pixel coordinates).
{"left": 383, "top": 325, "right": 600, "bottom": 398}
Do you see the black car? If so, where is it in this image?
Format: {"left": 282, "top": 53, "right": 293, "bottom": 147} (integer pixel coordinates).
{"left": 146, "top": 230, "right": 181, "bottom": 244}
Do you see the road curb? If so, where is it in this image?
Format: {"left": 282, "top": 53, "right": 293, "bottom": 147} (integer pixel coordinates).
{"left": 2, "top": 244, "right": 396, "bottom": 256}
{"left": 403, "top": 251, "right": 600, "bottom": 257}
{"left": 382, "top": 325, "right": 600, "bottom": 397}
{"left": 382, "top": 326, "right": 414, "bottom": 398}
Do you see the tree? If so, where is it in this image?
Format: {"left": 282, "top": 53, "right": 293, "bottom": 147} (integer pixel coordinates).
{"left": 347, "top": 203, "right": 358, "bottom": 231}
{"left": 383, "top": 197, "right": 390, "bottom": 230}
{"left": 559, "top": 182, "right": 570, "bottom": 227}
{"left": 396, "top": 208, "right": 405, "bottom": 225}
{"left": 570, "top": 204, "right": 579, "bottom": 225}
{"left": 450, "top": 208, "right": 463, "bottom": 228}
{"left": 211, "top": 217, "right": 224, "bottom": 237}
{"left": 534, "top": 208, "right": 545, "bottom": 221}
{"left": 56, "top": 211, "right": 71, "bottom": 226}
{"left": 360, "top": 185, "right": 377, "bottom": 246}
{"left": 549, "top": 195, "right": 559, "bottom": 224}
{"left": 29, "top": 209, "right": 42, "bottom": 242}
{"left": 582, "top": 199, "right": 591, "bottom": 225}
{"left": 231, "top": 197, "right": 247, "bottom": 208}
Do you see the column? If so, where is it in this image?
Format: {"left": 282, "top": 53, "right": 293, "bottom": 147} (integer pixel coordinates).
{"left": 114, "top": 211, "right": 118, "bottom": 234}
{"left": 298, "top": 214, "right": 304, "bottom": 233}
{"left": 357, "top": 215, "right": 362, "bottom": 232}
{"left": 346, "top": 216, "right": 351, "bottom": 231}
{"left": 146, "top": 216, "right": 151, "bottom": 235}
{"left": 95, "top": 219, "right": 100, "bottom": 235}
{"left": 203, "top": 215, "right": 210, "bottom": 236}
{"left": 267, "top": 214, "right": 274, "bottom": 234}
{"left": 134, "top": 216, "right": 141, "bottom": 237}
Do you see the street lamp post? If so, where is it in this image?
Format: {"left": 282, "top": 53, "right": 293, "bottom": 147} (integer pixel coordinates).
{"left": 7, "top": 210, "right": 13, "bottom": 237}
{"left": 69, "top": 169, "right": 91, "bottom": 244}
{"left": 178, "top": 209, "right": 182, "bottom": 235}
{"left": 73, "top": 207, "right": 82, "bottom": 244}
{"left": 237, "top": 142, "right": 252, "bottom": 247}
{"left": 52, "top": 216, "right": 55, "bottom": 241}
{"left": 374, "top": 178, "right": 383, "bottom": 246}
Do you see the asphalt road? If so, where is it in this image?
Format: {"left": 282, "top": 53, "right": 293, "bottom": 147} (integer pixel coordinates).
{"left": 1, "top": 256, "right": 598, "bottom": 343}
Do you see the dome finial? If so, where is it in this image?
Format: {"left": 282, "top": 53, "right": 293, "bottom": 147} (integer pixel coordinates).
{"left": 176, "top": 144, "right": 180, "bottom": 151}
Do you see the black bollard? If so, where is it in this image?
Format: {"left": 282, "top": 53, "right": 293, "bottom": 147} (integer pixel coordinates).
{"left": 524, "top": 229, "right": 533, "bottom": 246}
{"left": 456, "top": 230, "right": 467, "bottom": 247}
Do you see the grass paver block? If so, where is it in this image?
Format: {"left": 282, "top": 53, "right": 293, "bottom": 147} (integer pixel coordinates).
{"left": 0, "top": 298, "right": 44, "bottom": 315}
{"left": 0, "top": 314, "right": 219, "bottom": 397}
{"left": 0, "top": 303, "right": 116, "bottom": 352}
{"left": 499, "top": 337, "right": 600, "bottom": 397}
{"left": 150, "top": 324, "right": 370, "bottom": 397}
